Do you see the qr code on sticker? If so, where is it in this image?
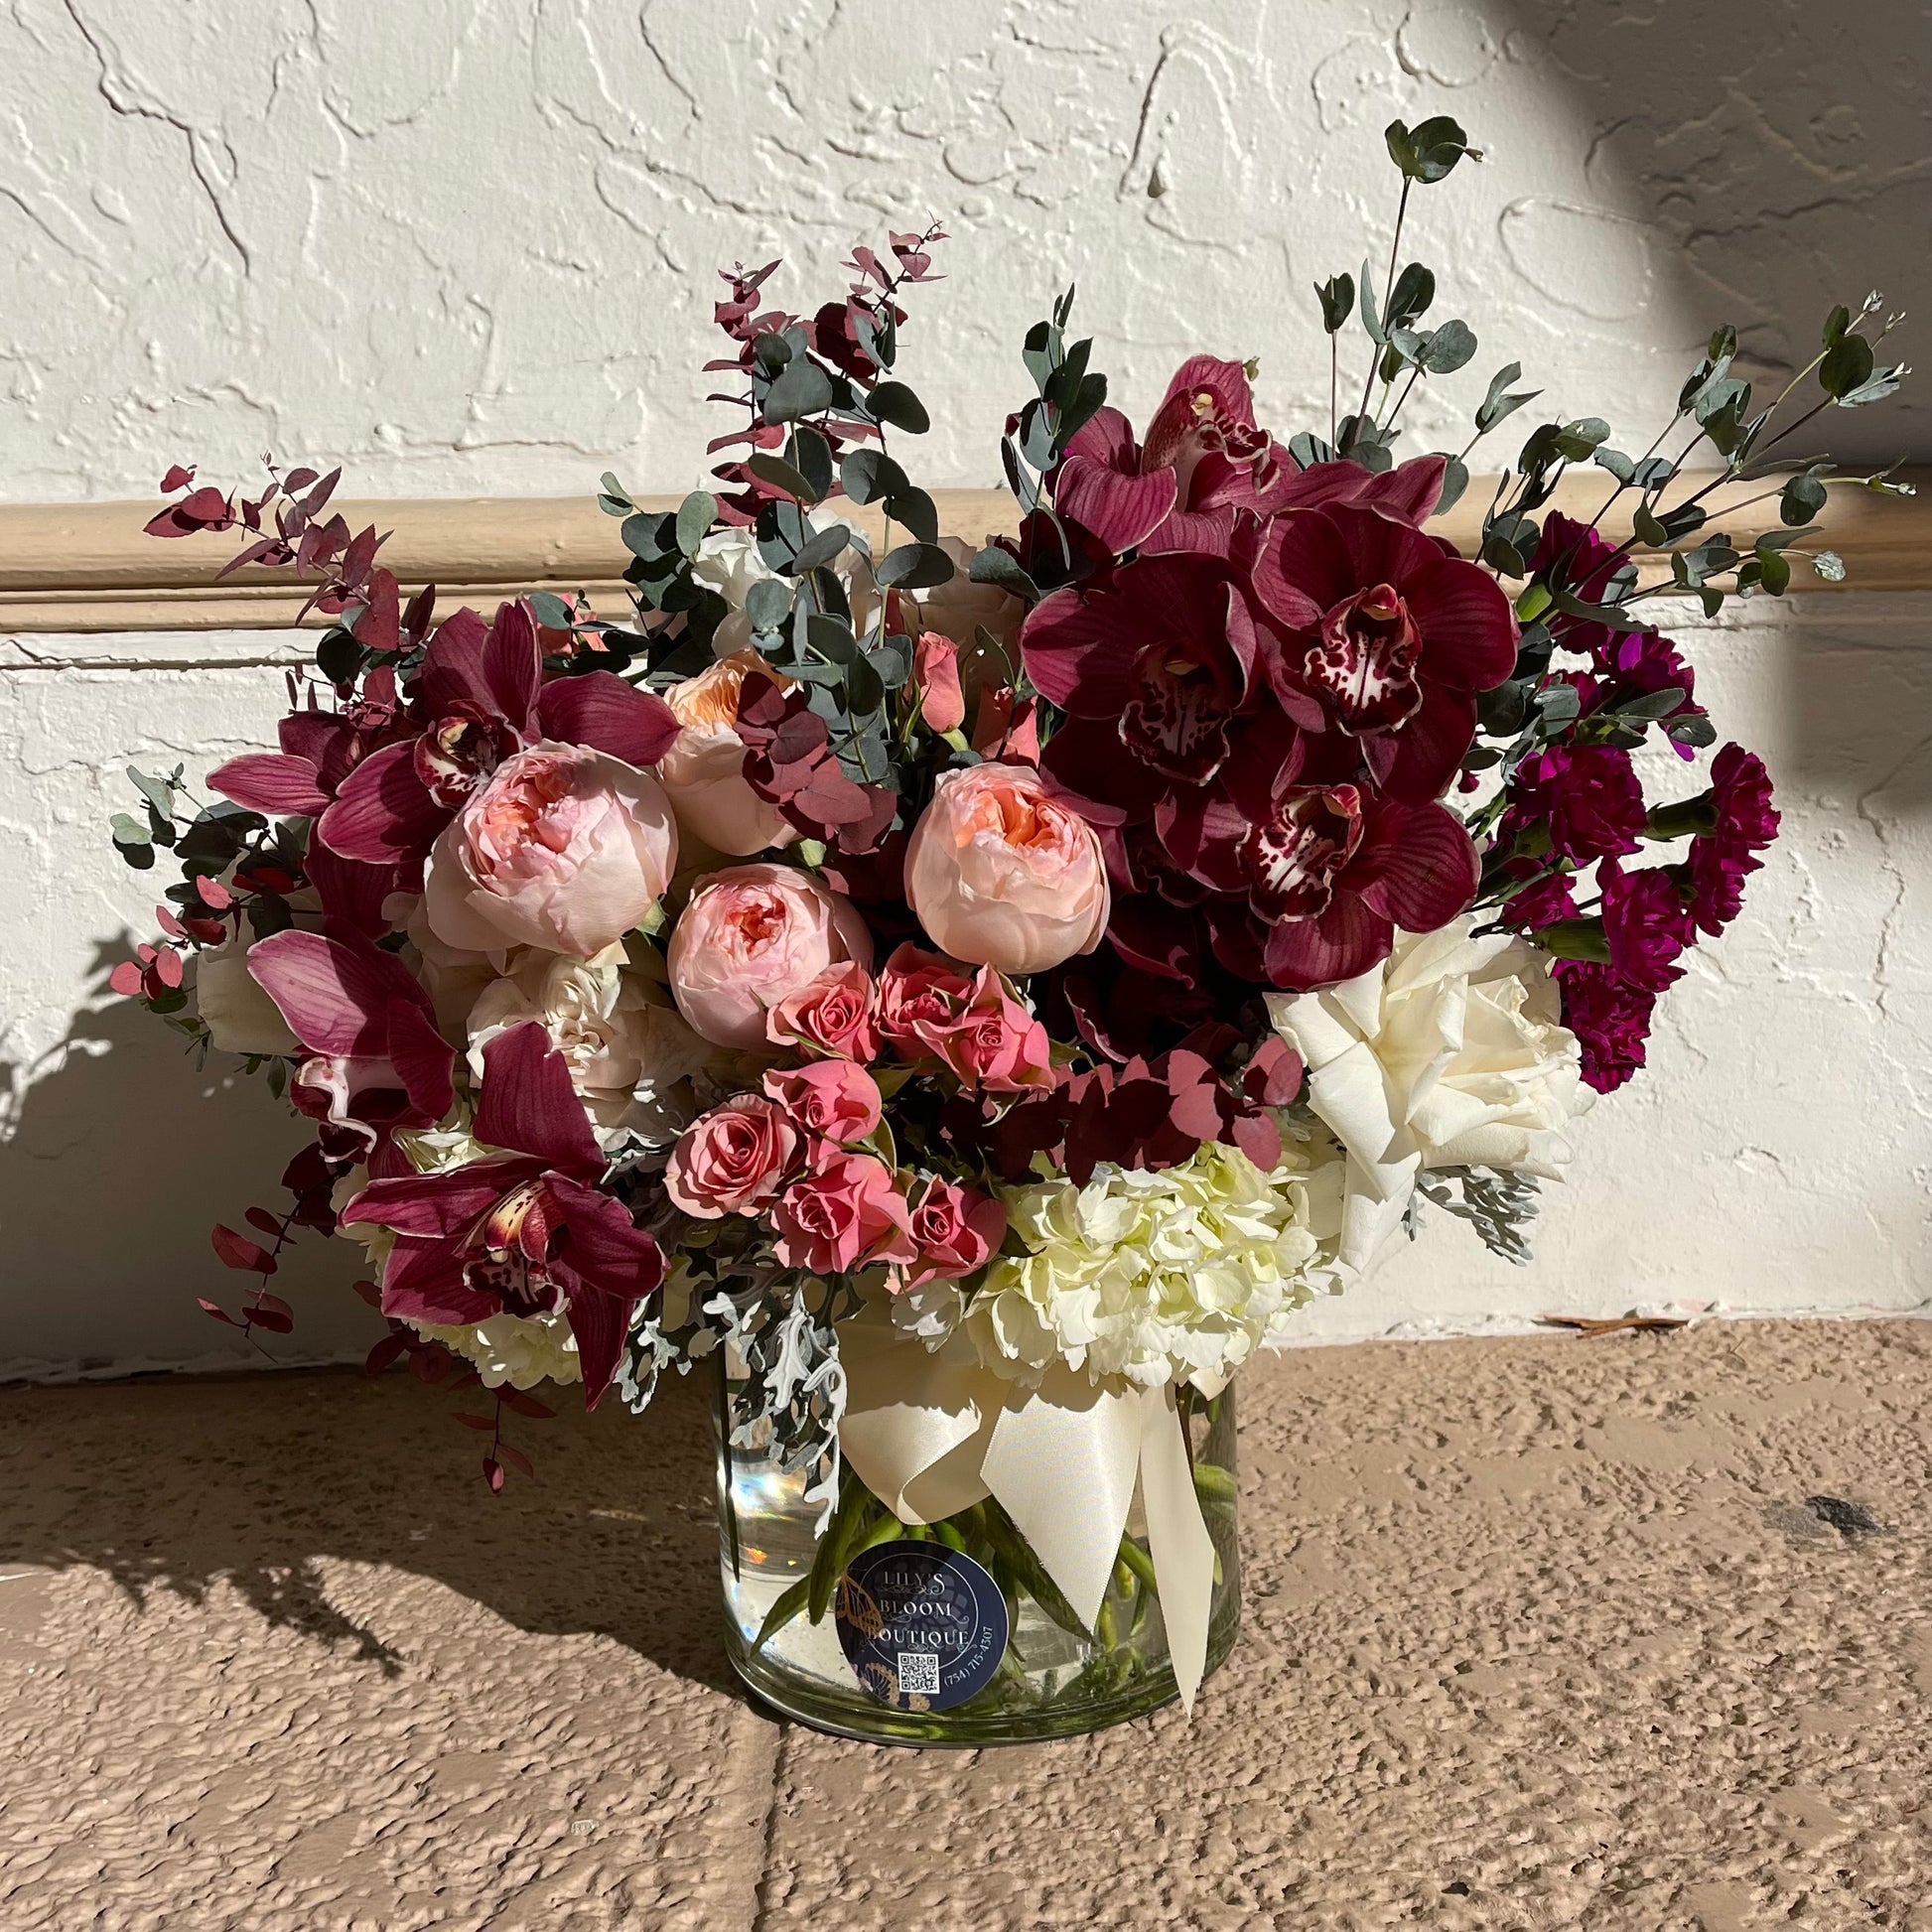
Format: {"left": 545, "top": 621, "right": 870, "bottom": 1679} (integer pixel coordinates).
{"left": 897, "top": 1652, "right": 941, "bottom": 1696}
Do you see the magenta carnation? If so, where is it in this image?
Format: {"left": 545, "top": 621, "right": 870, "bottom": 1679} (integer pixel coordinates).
{"left": 1688, "top": 745, "right": 1780, "bottom": 936}
{"left": 1553, "top": 962, "right": 1660, "bottom": 1095}
{"left": 1597, "top": 856, "right": 1694, "bottom": 993}
{"left": 1502, "top": 744, "right": 1648, "bottom": 865}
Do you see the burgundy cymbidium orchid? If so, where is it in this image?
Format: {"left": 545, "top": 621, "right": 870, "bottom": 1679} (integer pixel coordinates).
{"left": 1022, "top": 488, "right": 1507, "bottom": 990}
{"left": 344, "top": 1021, "right": 663, "bottom": 1406}
{"left": 216, "top": 601, "right": 680, "bottom": 882}
{"left": 247, "top": 928, "right": 456, "bottom": 1175}
{"left": 1052, "top": 356, "right": 1281, "bottom": 557}
{"left": 1250, "top": 500, "right": 1519, "bottom": 803}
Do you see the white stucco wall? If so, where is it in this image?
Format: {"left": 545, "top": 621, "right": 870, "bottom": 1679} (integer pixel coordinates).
{"left": 1, "top": 2, "right": 1928, "bottom": 1372}
{"left": 3, "top": 0, "right": 1926, "bottom": 497}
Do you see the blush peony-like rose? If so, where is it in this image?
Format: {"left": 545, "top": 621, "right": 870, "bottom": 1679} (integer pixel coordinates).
{"left": 904, "top": 762, "right": 1110, "bottom": 975}
{"left": 423, "top": 741, "right": 677, "bottom": 957}
{"left": 657, "top": 652, "right": 797, "bottom": 856}
{"left": 667, "top": 863, "right": 875, "bottom": 1049}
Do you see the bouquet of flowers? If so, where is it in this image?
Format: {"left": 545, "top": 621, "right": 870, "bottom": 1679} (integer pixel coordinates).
{"left": 106, "top": 118, "right": 1906, "bottom": 1739}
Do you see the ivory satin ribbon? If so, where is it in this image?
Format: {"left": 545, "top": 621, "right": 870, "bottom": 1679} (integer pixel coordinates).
{"left": 836, "top": 1311, "right": 1218, "bottom": 1711}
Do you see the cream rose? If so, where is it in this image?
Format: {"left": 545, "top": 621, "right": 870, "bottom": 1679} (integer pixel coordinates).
{"left": 904, "top": 762, "right": 1110, "bottom": 975}
{"left": 194, "top": 938, "right": 301, "bottom": 1056}
{"left": 464, "top": 943, "right": 705, "bottom": 1144}
{"left": 657, "top": 652, "right": 797, "bottom": 856}
{"left": 423, "top": 741, "right": 677, "bottom": 958}
{"left": 908, "top": 534, "right": 1026, "bottom": 662}
{"left": 1266, "top": 916, "right": 1593, "bottom": 1282}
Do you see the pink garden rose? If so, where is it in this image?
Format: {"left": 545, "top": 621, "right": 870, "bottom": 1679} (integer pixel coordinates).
{"left": 876, "top": 943, "right": 974, "bottom": 1051}
{"left": 664, "top": 1096, "right": 801, "bottom": 1218}
{"left": 667, "top": 863, "right": 874, "bottom": 1049}
{"left": 901, "top": 1174, "right": 1006, "bottom": 1290}
{"left": 423, "top": 741, "right": 677, "bottom": 957}
{"left": 765, "top": 960, "right": 879, "bottom": 1061}
{"left": 771, "top": 1152, "right": 915, "bottom": 1276}
{"left": 762, "top": 1060, "right": 884, "bottom": 1145}
{"left": 904, "top": 762, "right": 1109, "bottom": 974}
{"left": 657, "top": 652, "right": 797, "bottom": 856}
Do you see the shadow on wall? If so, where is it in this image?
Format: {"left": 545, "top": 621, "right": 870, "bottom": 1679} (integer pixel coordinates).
{"left": 1491, "top": 0, "right": 1932, "bottom": 809}
{"left": 0, "top": 1362, "right": 739, "bottom": 1699}
{"left": 1483, "top": 0, "right": 1930, "bottom": 468}
{"left": 0, "top": 940, "right": 380, "bottom": 1376}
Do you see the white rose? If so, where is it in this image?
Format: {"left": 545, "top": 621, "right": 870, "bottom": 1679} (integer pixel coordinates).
{"left": 194, "top": 939, "right": 301, "bottom": 1056}
{"left": 1266, "top": 915, "right": 1592, "bottom": 1283}
{"left": 462, "top": 943, "right": 706, "bottom": 1146}
{"left": 691, "top": 525, "right": 880, "bottom": 658}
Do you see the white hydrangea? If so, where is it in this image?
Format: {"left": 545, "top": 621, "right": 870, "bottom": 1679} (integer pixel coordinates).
{"left": 966, "top": 1139, "right": 1342, "bottom": 1393}
{"left": 409, "top": 1310, "right": 583, "bottom": 1391}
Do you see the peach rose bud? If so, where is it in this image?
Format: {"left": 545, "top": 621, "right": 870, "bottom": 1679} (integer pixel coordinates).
{"left": 657, "top": 651, "right": 797, "bottom": 857}
{"left": 912, "top": 631, "right": 966, "bottom": 734}
{"left": 903, "top": 762, "right": 1110, "bottom": 975}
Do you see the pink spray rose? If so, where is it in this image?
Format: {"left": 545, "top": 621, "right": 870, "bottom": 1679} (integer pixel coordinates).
{"left": 912, "top": 631, "right": 966, "bottom": 733}
{"left": 423, "top": 741, "right": 677, "bottom": 957}
{"left": 876, "top": 942, "right": 975, "bottom": 1052}
{"left": 771, "top": 1152, "right": 916, "bottom": 1276}
{"left": 657, "top": 652, "right": 797, "bottom": 856}
{"left": 922, "top": 966, "right": 1054, "bottom": 1093}
{"left": 667, "top": 864, "right": 874, "bottom": 1049}
{"left": 900, "top": 1174, "right": 1007, "bottom": 1290}
{"left": 765, "top": 960, "right": 879, "bottom": 1061}
{"left": 904, "top": 762, "right": 1109, "bottom": 974}
{"left": 762, "top": 1060, "right": 884, "bottom": 1145}
{"left": 664, "top": 1095, "right": 801, "bottom": 1218}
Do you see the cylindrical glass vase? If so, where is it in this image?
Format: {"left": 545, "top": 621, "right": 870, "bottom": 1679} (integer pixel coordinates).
{"left": 714, "top": 1358, "right": 1240, "bottom": 1744}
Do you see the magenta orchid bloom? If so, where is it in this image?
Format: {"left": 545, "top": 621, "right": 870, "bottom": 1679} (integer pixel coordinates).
{"left": 248, "top": 928, "right": 456, "bottom": 1174}
{"left": 1051, "top": 356, "right": 1273, "bottom": 557}
{"left": 210, "top": 668, "right": 414, "bottom": 936}
{"left": 1251, "top": 500, "right": 1518, "bottom": 802}
{"left": 1053, "top": 351, "right": 1458, "bottom": 562}
{"left": 344, "top": 1022, "right": 663, "bottom": 1406}
{"left": 1027, "top": 552, "right": 1271, "bottom": 791}
{"left": 221, "top": 602, "right": 679, "bottom": 873}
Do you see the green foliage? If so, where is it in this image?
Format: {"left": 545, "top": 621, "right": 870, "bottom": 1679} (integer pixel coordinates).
{"left": 1384, "top": 115, "right": 1480, "bottom": 184}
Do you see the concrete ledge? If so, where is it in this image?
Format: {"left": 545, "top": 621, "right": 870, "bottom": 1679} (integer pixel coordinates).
{"left": 1, "top": 471, "right": 1924, "bottom": 630}
{"left": 1, "top": 1317, "right": 1927, "bottom": 1927}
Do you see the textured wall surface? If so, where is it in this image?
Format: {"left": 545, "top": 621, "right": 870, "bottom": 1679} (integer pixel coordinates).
{"left": 1, "top": 1, "right": 1928, "bottom": 1371}
{"left": 1, "top": 0, "right": 1926, "bottom": 502}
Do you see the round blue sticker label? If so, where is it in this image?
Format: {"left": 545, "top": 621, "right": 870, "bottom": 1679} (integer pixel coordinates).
{"left": 835, "top": 1540, "right": 1010, "bottom": 1712}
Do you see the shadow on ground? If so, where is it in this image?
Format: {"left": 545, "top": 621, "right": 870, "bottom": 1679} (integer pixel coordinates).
{"left": 0, "top": 1361, "right": 740, "bottom": 1698}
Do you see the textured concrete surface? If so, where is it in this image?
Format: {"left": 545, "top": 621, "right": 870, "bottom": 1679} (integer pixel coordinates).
{"left": 5, "top": 592, "right": 1927, "bottom": 1374}
{"left": 2, "top": 1317, "right": 1929, "bottom": 1929}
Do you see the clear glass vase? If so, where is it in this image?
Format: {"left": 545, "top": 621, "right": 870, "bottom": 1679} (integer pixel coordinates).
{"left": 713, "top": 1356, "right": 1241, "bottom": 1745}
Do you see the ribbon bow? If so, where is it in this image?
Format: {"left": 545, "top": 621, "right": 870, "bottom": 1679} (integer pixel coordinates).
{"left": 836, "top": 1308, "right": 1219, "bottom": 1710}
